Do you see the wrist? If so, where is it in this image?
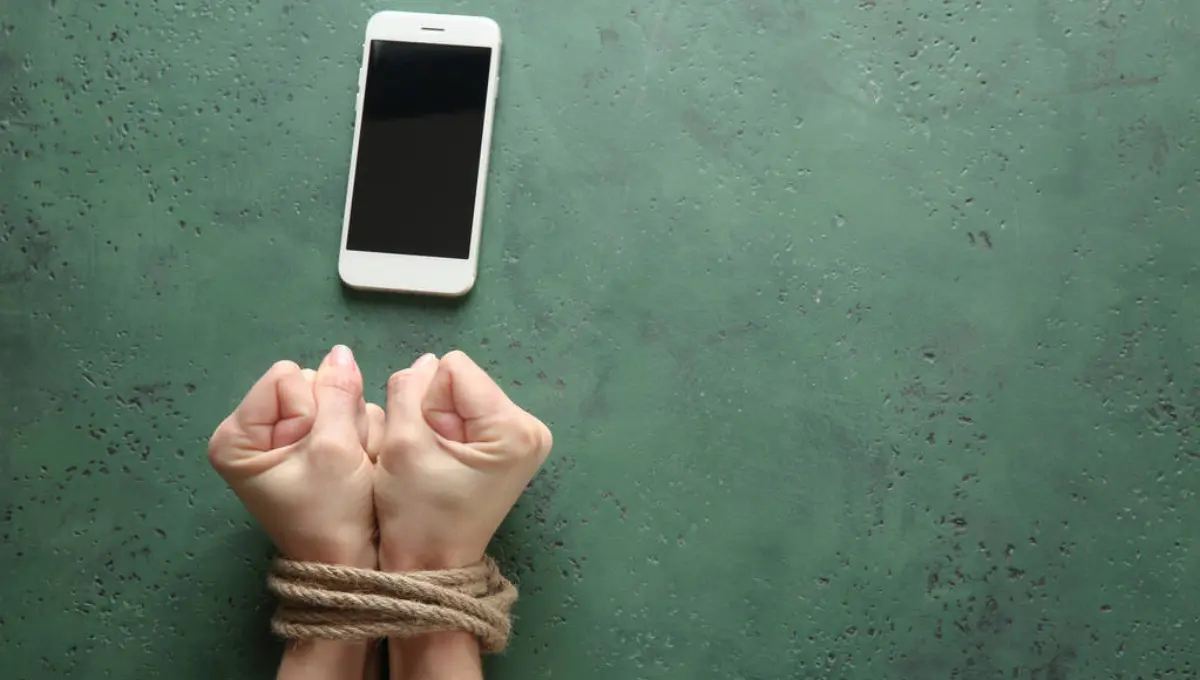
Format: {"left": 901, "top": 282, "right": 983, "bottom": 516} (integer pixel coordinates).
{"left": 379, "top": 542, "right": 482, "bottom": 572}
{"left": 379, "top": 544, "right": 486, "bottom": 680}
{"left": 290, "top": 540, "right": 378, "bottom": 570}
{"left": 278, "top": 639, "right": 376, "bottom": 680}
{"left": 388, "top": 632, "right": 481, "bottom": 680}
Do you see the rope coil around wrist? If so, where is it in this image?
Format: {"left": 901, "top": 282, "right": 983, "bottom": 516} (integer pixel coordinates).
{"left": 267, "top": 556, "right": 517, "bottom": 653}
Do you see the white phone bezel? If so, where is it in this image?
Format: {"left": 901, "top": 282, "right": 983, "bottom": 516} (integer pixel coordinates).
{"left": 337, "top": 11, "right": 501, "bottom": 296}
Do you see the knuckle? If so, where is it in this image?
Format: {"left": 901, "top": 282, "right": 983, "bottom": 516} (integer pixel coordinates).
{"left": 386, "top": 370, "right": 410, "bottom": 392}
{"left": 386, "top": 424, "right": 423, "bottom": 451}
{"left": 308, "top": 429, "right": 355, "bottom": 457}
{"left": 537, "top": 423, "right": 554, "bottom": 458}
{"left": 319, "top": 369, "right": 360, "bottom": 397}
{"left": 206, "top": 419, "right": 236, "bottom": 469}
{"left": 513, "top": 418, "right": 550, "bottom": 460}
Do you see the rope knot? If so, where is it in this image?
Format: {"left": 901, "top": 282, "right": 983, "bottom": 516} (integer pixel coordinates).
{"left": 268, "top": 557, "right": 517, "bottom": 653}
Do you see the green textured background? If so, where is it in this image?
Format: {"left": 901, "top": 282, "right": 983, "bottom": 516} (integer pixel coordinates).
{"left": 2, "top": 0, "right": 1199, "bottom": 677}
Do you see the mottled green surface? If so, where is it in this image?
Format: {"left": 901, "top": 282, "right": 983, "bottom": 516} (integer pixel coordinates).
{"left": 2, "top": 0, "right": 1199, "bottom": 677}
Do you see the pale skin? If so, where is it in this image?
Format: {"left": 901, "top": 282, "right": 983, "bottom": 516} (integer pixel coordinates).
{"left": 208, "top": 346, "right": 553, "bottom": 680}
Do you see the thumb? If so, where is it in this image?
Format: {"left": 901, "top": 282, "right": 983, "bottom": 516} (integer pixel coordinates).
{"left": 436, "top": 350, "right": 513, "bottom": 423}
{"left": 312, "top": 345, "right": 364, "bottom": 442}
{"left": 438, "top": 350, "right": 552, "bottom": 459}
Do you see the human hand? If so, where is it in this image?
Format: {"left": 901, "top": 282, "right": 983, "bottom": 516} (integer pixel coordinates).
{"left": 373, "top": 350, "right": 553, "bottom": 571}
{"left": 208, "top": 346, "right": 380, "bottom": 569}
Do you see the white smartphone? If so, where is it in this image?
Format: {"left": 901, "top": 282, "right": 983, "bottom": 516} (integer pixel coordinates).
{"left": 338, "top": 11, "right": 502, "bottom": 296}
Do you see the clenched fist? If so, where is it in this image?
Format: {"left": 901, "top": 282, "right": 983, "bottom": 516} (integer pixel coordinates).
{"left": 373, "top": 351, "right": 553, "bottom": 571}
{"left": 207, "top": 346, "right": 378, "bottom": 569}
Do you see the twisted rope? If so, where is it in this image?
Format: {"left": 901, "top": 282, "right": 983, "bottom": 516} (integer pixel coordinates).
{"left": 268, "top": 557, "right": 517, "bottom": 653}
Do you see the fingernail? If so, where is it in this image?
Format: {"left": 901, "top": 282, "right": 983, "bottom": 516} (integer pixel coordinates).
{"left": 413, "top": 353, "right": 437, "bottom": 369}
{"left": 330, "top": 345, "right": 354, "bottom": 367}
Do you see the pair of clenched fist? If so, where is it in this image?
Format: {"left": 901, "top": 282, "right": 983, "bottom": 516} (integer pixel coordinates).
{"left": 208, "top": 346, "right": 552, "bottom": 573}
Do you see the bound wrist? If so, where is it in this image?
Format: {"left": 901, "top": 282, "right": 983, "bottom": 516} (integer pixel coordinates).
{"left": 379, "top": 545, "right": 489, "bottom": 680}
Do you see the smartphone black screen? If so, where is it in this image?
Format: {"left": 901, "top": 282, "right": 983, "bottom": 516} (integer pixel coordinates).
{"left": 346, "top": 41, "right": 492, "bottom": 260}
